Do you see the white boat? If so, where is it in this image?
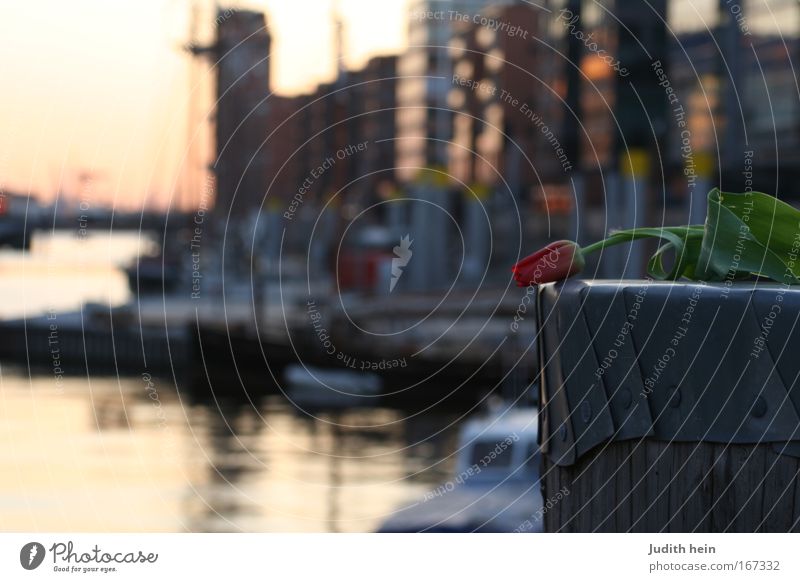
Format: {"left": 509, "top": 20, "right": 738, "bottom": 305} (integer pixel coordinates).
{"left": 283, "top": 364, "right": 382, "bottom": 409}
{"left": 378, "top": 404, "right": 544, "bottom": 532}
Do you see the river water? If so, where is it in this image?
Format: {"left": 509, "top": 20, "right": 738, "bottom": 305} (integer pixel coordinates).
{"left": 0, "top": 232, "right": 458, "bottom": 532}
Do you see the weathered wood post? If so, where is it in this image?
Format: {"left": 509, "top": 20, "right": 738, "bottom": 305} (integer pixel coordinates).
{"left": 536, "top": 279, "right": 800, "bottom": 532}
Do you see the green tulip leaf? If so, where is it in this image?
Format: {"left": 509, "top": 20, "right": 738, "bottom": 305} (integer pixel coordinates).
{"left": 698, "top": 189, "right": 800, "bottom": 284}
{"left": 648, "top": 229, "right": 705, "bottom": 280}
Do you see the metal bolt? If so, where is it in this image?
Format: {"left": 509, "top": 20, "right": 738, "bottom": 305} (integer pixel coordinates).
{"left": 580, "top": 400, "right": 592, "bottom": 422}
{"left": 751, "top": 396, "right": 767, "bottom": 418}
{"left": 619, "top": 388, "right": 632, "bottom": 410}
{"left": 670, "top": 386, "right": 681, "bottom": 408}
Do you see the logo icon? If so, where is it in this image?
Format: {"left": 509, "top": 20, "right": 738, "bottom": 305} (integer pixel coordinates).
{"left": 20, "top": 542, "right": 45, "bottom": 570}
{"left": 390, "top": 234, "right": 413, "bottom": 293}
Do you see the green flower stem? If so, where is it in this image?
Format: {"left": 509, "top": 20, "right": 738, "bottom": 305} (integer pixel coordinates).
{"left": 581, "top": 226, "right": 705, "bottom": 256}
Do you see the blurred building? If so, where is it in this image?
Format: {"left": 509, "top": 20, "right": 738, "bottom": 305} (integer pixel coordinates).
{"left": 666, "top": 0, "right": 800, "bottom": 207}
{"left": 264, "top": 94, "right": 310, "bottom": 206}
{"left": 267, "top": 57, "right": 398, "bottom": 210}
{"left": 193, "top": 1, "right": 800, "bottom": 287}
{"left": 353, "top": 55, "right": 399, "bottom": 206}
{"left": 448, "top": 3, "right": 551, "bottom": 195}
{"left": 556, "top": 0, "right": 800, "bottom": 253}
{"left": 446, "top": 3, "right": 561, "bottom": 273}
{"left": 259, "top": 54, "right": 400, "bottom": 290}
{"left": 419, "top": 0, "right": 800, "bottom": 279}
{"left": 199, "top": 9, "right": 271, "bottom": 217}
{"left": 396, "top": 0, "right": 516, "bottom": 181}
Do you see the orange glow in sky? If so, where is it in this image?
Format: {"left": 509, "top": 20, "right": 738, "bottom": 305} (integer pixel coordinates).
{"left": 0, "top": 0, "right": 408, "bottom": 210}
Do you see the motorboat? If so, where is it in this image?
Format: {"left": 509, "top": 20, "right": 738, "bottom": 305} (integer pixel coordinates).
{"left": 378, "top": 403, "right": 543, "bottom": 532}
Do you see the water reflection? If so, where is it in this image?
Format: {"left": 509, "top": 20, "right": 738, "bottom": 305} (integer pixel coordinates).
{"left": 0, "top": 232, "right": 152, "bottom": 319}
{"left": 0, "top": 232, "right": 462, "bottom": 532}
{"left": 0, "top": 373, "right": 457, "bottom": 532}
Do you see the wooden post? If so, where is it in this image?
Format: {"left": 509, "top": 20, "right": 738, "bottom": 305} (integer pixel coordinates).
{"left": 537, "top": 280, "right": 800, "bottom": 532}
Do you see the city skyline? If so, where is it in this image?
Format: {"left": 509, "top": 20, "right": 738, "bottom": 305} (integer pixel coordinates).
{"left": 0, "top": 0, "right": 408, "bottom": 209}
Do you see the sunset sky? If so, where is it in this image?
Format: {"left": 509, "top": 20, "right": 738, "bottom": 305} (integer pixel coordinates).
{"left": 0, "top": 0, "right": 408, "bottom": 210}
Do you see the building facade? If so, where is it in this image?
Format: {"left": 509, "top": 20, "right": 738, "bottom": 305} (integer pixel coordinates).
{"left": 396, "top": 0, "right": 516, "bottom": 182}
{"left": 210, "top": 10, "right": 271, "bottom": 217}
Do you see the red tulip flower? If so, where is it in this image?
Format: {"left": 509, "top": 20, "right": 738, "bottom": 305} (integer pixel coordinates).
{"left": 511, "top": 240, "right": 585, "bottom": 286}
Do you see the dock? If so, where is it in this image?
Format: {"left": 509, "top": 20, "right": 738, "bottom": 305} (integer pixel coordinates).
{"left": 0, "top": 286, "right": 534, "bottom": 408}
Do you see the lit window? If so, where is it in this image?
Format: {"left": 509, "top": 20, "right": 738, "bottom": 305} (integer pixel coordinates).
{"left": 485, "top": 48, "right": 505, "bottom": 73}
{"left": 476, "top": 25, "right": 496, "bottom": 48}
